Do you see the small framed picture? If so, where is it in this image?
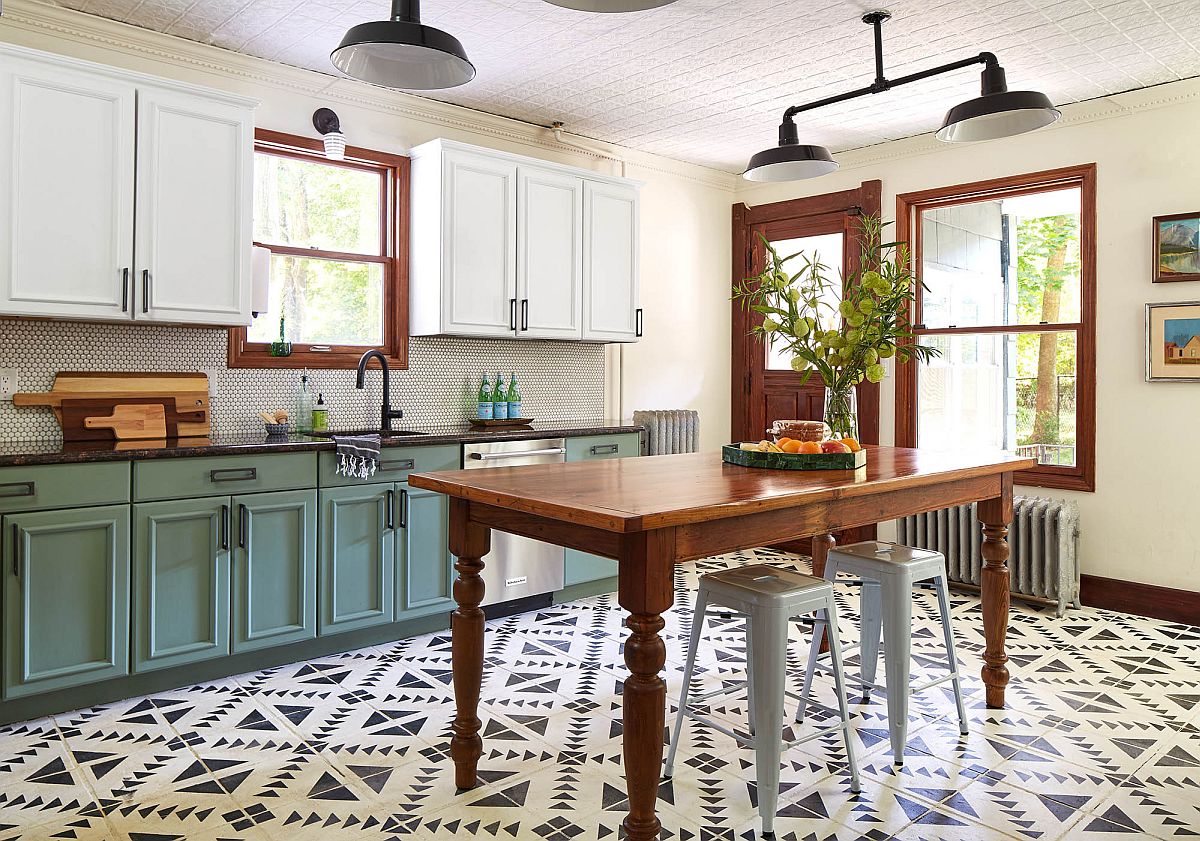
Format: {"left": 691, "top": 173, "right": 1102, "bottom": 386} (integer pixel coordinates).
{"left": 1147, "top": 301, "right": 1200, "bottom": 382}
{"left": 1152, "top": 212, "right": 1200, "bottom": 283}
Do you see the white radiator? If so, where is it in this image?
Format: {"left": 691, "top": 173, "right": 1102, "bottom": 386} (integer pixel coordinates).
{"left": 896, "top": 497, "right": 1081, "bottom": 616}
{"left": 632, "top": 409, "right": 699, "bottom": 455}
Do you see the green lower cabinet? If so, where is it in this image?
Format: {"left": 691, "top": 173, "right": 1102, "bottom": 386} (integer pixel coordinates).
{"left": 564, "top": 549, "right": 617, "bottom": 587}
{"left": 562, "top": 433, "right": 639, "bottom": 586}
{"left": 2, "top": 505, "right": 130, "bottom": 699}
{"left": 396, "top": 483, "right": 454, "bottom": 619}
{"left": 134, "top": 498, "right": 231, "bottom": 672}
{"left": 319, "top": 485, "right": 395, "bottom": 634}
{"left": 232, "top": 490, "right": 317, "bottom": 653}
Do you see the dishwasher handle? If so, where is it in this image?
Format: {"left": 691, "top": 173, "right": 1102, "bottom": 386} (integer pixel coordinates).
{"left": 468, "top": 447, "right": 566, "bottom": 461}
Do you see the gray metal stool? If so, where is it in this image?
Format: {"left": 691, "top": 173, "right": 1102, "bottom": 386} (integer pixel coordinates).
{"left": 797, "top": 541, "right": 968, "bottom": 766}
{"left": 664, "top": 564, "right": 861, "bottom": 840}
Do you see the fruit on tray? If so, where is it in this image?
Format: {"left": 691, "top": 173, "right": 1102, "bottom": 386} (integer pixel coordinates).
{"left": 821, "top": 440, "right": 852, "bottom": 454}
{"left": 798, "top": 441, "right": 822, "bottom": 454}
{"left": 739, "top": 440, "right": 786, "bottom": 453}
{"left": 840, "top": 437, "right": 862, "bottom": 452}
{"left": 780, "top": 439, "right": 803, "bottom": 453}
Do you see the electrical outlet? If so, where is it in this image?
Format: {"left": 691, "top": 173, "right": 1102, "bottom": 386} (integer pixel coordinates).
{"left": 0, "top": 368, "right": 17, "bottom": 401}
{"left": 204, "top": 368, "right": 219, "bottom": 397}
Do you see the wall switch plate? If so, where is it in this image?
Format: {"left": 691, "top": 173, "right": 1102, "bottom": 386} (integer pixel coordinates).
{"left": 204, "top": 369, "right": 219, "bottom": 397}
{"left": 0, "top": 368, "right": 17, "bottom": 401}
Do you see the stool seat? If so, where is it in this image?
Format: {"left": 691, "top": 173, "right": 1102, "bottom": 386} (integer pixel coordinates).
{"left": 702, "top": 564, "right": 829, "bottom": 608}
{"left": 828, "top": 541, "right": 945, "bottom": 580}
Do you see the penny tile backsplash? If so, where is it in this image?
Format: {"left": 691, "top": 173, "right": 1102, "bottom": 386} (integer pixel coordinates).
{"left": 0, "top": 319, "right": 606, "bottom": 443}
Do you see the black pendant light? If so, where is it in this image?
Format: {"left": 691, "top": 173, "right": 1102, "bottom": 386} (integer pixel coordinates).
{"left": 331, "top": 0, "right": 475, "bottom": 90}
{"left": 542, "top": 0, "right": 679, "bottom": 10}
{"left": 744, "top": 11, "right": 1060, "bottom": 182}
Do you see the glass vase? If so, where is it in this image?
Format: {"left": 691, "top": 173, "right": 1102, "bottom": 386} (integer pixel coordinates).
{"left": 823, "top": 385, "right": 859, "bottom": 441}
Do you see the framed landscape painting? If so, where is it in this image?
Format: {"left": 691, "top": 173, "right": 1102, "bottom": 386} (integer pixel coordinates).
{"left": 1153, "top": 212, "right": 1200, "bottom": 283}
{"left": 1147, "top": 301, "right": 1200, "bottom": 381}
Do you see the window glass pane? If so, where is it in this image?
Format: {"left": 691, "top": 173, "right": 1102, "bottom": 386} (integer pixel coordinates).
{"left": 254, "top": 153, "right": 382, "bottom": 255}
{"left": 247, "top": 255, "right": 384, "bottom": 346}
{"left": 919, "top": 188, "right": 1081, "bottom": 329}
{"left": 765, "top": 232, "right": 843, "bottom": 370}
{"left": 917, "top": 331, "right": 1076, "bottom": 467}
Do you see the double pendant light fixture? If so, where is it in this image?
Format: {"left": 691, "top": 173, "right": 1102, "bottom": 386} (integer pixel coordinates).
{"left": 744, "top": 11, "right": 1061, "bottom": 182}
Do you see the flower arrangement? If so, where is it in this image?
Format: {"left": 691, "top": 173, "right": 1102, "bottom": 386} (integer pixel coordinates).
{"left": 732, "top": 214, "right": 940, "bottom": 439}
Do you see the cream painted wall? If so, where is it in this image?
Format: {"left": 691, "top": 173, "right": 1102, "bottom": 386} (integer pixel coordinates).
{"left": 0, "top": 0, "right": 735, "bottom": 450}
{"left": 735, "top": 81, "right": 1200, "bottom": 590}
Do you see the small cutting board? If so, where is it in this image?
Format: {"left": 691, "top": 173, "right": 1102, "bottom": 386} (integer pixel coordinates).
{"left": 83, "top": 404, "right": 168, "bottom": 440}
{"left": 62, "top": 398, "right": 207, "bottom": 441}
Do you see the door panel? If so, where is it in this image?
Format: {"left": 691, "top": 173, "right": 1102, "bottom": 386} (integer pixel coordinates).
{"left": 396, "top": 484, "right": 454, "bottom": 617}
{"left": 232, "top": 490, "right": 317, "bottom": 653}
{"left": 582, "top": 181, "right": 640, "bottom": 342}
{"left": 2, "top": 506, "right": 130, "bottom": 698}
{"left": 517, "top": 167, "right": 583, "bottom": 339}
{"left": 133, "top": 498, "right": 230, "bottom": 672}
{"left": 319, "top": 485, "right": 394, "bottom": 634}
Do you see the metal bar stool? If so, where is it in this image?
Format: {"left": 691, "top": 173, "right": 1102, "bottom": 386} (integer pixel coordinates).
{"left": 664, "top": 564, "right": 861, "bottom": 840}
{"left": 797, "top": 541, "right": 968, "bottom": 766}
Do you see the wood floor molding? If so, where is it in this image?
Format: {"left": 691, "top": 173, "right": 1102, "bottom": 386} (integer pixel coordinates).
{"left": 1081, "top": 574, "right": 1200, "bottom": 625}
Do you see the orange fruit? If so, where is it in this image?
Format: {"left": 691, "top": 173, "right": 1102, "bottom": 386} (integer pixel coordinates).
{"left": 798, "top": 441, "right": 821, "bottom": 454}
{"left": 840, "top": 437, "right": 862, "bottom": 452}
{"left": 776, "top": 437, "right": 794, "bottom": 447}
{"left": 781, "top": 439, "right": 802, "bottom": 454}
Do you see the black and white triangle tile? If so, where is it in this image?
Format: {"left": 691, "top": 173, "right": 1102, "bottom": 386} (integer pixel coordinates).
{"left": 0, "top": 549, "right": 1196, "bottom": 839}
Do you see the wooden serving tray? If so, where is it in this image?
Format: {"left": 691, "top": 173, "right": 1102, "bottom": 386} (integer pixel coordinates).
{"left": 469, "top": 417, "right": 534, "bottom": 429}
{"left": 722, "top": 444, "right": 867, "bottom": 471}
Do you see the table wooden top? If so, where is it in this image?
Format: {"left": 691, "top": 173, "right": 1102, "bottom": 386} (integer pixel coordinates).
{"left": 408, "top": 445, "right": 1036, "bottom": 533}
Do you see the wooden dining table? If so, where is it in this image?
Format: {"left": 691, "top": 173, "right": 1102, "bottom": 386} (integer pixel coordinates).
{"left": 408, "top": 445, "right": 1036, "bottom": 840}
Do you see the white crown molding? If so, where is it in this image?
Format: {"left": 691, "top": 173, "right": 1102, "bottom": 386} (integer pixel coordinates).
{"left": 734, "top": 76, "right": 1200, "bottom": 201}
{"left": 0, "top": 0, "right": 738, "bottom": 192}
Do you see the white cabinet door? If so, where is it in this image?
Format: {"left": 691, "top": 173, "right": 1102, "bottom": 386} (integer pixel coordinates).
{"left": 516, "top": 167, "right": 583, "bottom": 340}
{"left": 135, "top": 86, "right": 252, "bottom": 326}
{"left": 0, "top": 56, "right": 136, "bottom": 319}
{"left": 583, "top": 181, "right": 640, "bottom": 342}
{"left": 441, "top": 149, "right": 518, "bottom": 336}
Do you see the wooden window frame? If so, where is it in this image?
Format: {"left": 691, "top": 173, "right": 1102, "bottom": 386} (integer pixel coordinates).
{"left": 895, "top": 163, "right": 1097, "bottom": 492}
{"left": 228, "top": 128, "right": 409, "bottom": 369}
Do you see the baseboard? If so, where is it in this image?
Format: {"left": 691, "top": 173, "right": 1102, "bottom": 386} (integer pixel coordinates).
{"left": 1080, "top": 574, "right": 1200, "bottom": 625}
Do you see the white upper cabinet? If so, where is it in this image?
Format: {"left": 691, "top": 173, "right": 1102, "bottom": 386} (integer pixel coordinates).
{"left": 582, "top": 181, "right": 640, "bottom": 343}
{"left": 517, "top": 167, "right": 583, "bottom": 340}
{"left": 0, "top": 44, "right": 256, "bottom": 326}
{"left": 410, "top": 139, "right": 640, "bottom": 343}
{"left": 0, "top": 52, "right": 136, "bottom": 320}
{"left": 135, "top": 85, "right": 252, "bottom": 326}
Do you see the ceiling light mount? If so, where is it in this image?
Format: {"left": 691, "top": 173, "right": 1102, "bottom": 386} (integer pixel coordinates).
{"left": 331, "top": 0, "right": 475, "bottom": 90}
{"left": 744, "top": 11, "right": 1060, "bottom": 181}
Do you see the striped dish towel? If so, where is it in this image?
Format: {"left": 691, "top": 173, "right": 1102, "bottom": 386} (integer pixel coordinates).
{"left": 334, "top": 434, "right": 382, "bottom": 479}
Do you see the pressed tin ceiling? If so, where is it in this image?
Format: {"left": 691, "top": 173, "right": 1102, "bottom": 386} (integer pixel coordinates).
{"left": 60, "top": 0, "right": 1200, "bottom": 171}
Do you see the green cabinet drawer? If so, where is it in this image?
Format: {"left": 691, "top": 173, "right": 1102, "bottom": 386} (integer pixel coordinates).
{"left": 232, "top": 489, "right": 317, "bottom": 654}
{"left": 565, "top": 433, "right": 641, "bottom": 461}
{"left": 565, "top": 549, "right": 617, "bottom": 587}
{"left": 318, "top": 444, "right": 459, "bottom": 488}
{"left": 134, "top": 453, "right": 317, "bottom": 501}
{"left": 397, "top": 484, "right": 454, "bottom": 619}
{"left": 0, "top": 461, "right": 131, "bottom": 514}
{"left": 133, "top": 498, "right": 231, "bottom": 672}
{"left": 3, "top": 505, "right": 131, "bottom": 698}
{"left": 319, "top": 485, "right": 395, "bottom": 634}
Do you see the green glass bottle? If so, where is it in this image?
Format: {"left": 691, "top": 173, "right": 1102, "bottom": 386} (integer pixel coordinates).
{"left": 506, "top": 373, "right": 521, "bottom": 419}
{"left": 491, "top": 372, "right": 508, "bottom": 420}
{"left": 476, "top": 374, "right": 493, "bottom": 420}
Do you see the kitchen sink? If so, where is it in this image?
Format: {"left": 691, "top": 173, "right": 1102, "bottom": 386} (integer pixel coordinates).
{"left": 306, "top": 429, "right": 428, "bottom": 438}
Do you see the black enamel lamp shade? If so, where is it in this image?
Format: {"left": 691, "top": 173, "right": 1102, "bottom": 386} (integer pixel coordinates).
{"left": 331, "top": 0, "right": 475, "bottom": 90}
{"left": 542, "top": 0, "right": 679, "bottom": 10}
{"left": 937, "top": 89, "right": 1060, "bottom": 142}
{"left": 743, "top": 118, "right": 838, "bottom": 182}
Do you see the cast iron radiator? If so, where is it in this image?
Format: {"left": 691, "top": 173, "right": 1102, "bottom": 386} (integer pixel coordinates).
{"left": 632, "top": 409, "right": 699, "bottom": 455}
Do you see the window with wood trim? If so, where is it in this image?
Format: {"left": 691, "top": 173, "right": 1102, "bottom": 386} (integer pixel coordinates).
{"left": 228, "top": 129, "right": 408, "bottom": 369}
{"left": 895, "top": 164, "right": 1096, "bottom": 492}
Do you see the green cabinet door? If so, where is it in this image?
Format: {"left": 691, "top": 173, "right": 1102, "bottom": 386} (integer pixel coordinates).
{"left": 133, "top": 498, "right": 231, "bottom": 672}
{"left": 2, "top": 506, "right": 130, "bottom": 699}
{"left": 396, "top": 483, "right": 454, "bottom": 620}
{"left": 232, "top": 489, "right": 317, "bottom": 653}
{"left": 563, "top": 434, "right": 638, "bottom": 587}
{"left": 319, "top": 485, "right": 394, "bottom": 634}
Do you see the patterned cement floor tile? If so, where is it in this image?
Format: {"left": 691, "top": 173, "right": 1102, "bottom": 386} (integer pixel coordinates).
{"left": 888, "top": 808, "right": 1025, "bottom": 840}
{"left": 0, "top": 813, "right": 115, "bottom": 841}
{"left": 1084, "top": 780, "right": 1200, "bottom": 840}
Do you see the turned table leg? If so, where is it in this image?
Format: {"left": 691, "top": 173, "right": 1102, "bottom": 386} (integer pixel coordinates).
{"left": 811, "top": 533, "right": 835, "bottom": 653}
{"left": 618, "top": 529, "right": 675, "bottom": 841}
{"left": 978, "top": 475, "right": 1013, "bottom": 709}
{"left": 448, "top": 498, "right": 491, "bottom": 789}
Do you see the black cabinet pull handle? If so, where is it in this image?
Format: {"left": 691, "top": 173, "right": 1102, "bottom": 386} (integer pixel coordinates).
{"left": 520, "top": 299, "right": 529, "bottom": 331}
{"left": 210, "top": 467, "right": 257, "bottom": 483}
{"left": 399, "top": 488, "right": 409, "bottom": 529}
{"left": 141, "top": 269, "right": 150, "bottom": 313}
{"left": 122, "top": 268, "right": 129, "bottom": 312}
{"left": 635, "top": 308, "right": 644, "bottom": 337}
{"left": 10, "top": 523, "right": 19, "bottom": 579}
{"left": 386, "top": 489, "right": 395, "bottom": 530}
{"left": 509, "top": 298, "right": 517, "bottom": 331}
{"left": 0, "top": 481, "right": 35, "bottom": 498}
{"left": 220, "top": 504, "right": 230, "bottom": 551}
{"left": 378, "top": 459, "right": 415, "bottom": 472}
{"left": 238, "top": 504, "right": 248, "bottom": 550}
{"left": 590, "top": 443, "right": 619, "bottom": 456}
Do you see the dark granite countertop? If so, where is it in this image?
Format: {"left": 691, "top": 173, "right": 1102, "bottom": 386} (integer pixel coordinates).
{"left": 0, "top": 421, "right": 643, "bottom": 467}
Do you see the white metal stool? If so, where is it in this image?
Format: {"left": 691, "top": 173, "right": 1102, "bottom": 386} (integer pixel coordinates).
{"left": 664, "top": 564, "right": 861, "bottom": 840}
{"left": 797, "top": 541, "right": 968, "bottom": 766}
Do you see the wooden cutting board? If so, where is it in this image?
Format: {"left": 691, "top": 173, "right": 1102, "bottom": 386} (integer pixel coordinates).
{"left": 83, "top": 404, "right": 168, "bottom": 440}
{"left": 62, "top": 398, "right": 208, "bottom": 441}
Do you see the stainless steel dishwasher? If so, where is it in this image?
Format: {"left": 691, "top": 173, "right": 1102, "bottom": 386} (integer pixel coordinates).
{"left": 462, "top": 438, "right": 566, "bottom": 607}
